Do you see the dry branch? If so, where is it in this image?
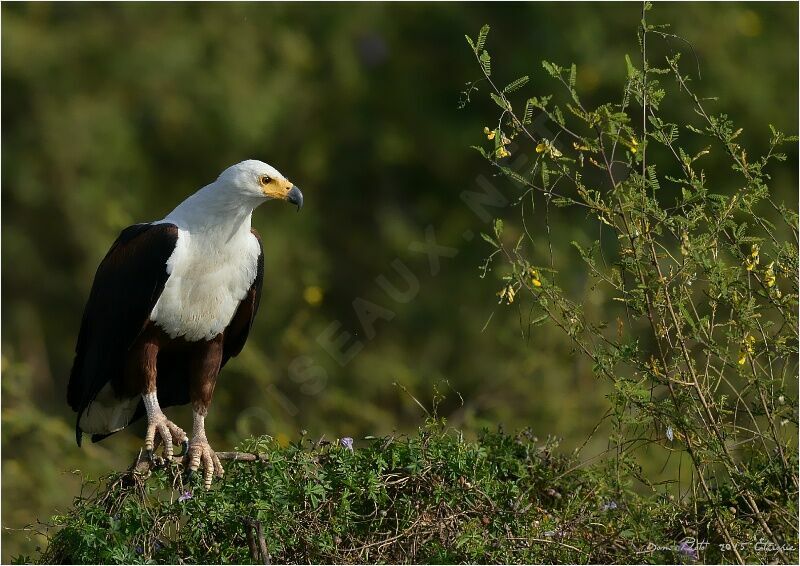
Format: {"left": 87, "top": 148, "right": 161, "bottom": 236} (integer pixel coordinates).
{"left": 128, "top": 448, "right": 269, "bottom": 475}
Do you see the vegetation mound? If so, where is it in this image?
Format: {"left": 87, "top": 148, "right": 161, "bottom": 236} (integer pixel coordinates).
{"left": 33, "top": 423, "right": 793, "bottom": 564}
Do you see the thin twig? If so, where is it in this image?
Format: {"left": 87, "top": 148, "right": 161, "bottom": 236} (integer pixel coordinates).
{"left": 245, "top": 519, "right": 259, "bottom": 562}
{"left": 130, "top": 450, "right": 269, "bottom": 475}
{"left": 254, "top": 519, "right": 271, "bottom": 565}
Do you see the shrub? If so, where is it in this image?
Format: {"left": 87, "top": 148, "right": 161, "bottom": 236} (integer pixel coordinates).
{"left": 30, "top": 423, "right": 792, "bottom": 564}
{"left": 461, "top": 3, "right": 798, "bottom": 563}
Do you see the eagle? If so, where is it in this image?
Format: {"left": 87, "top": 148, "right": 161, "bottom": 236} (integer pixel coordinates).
{"left": 67, "top": 160, "right": 303, "bottom": 487}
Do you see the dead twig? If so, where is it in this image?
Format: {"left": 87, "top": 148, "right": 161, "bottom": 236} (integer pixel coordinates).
{"left": 254, "top": 519, "right": 270, "bottom": 565}
{"left": 129, "top": 449, "right": 269, "bottom": 475}
{"left": 245, "top": 519, "right": 259, "bottom": 562}
{"left": 243, "top": 517, "right": 271, "bottom": 565}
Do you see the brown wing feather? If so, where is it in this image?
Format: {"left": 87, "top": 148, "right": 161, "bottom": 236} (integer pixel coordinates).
{"left": 68, "top": 223, "right": 178, "bottom": 444}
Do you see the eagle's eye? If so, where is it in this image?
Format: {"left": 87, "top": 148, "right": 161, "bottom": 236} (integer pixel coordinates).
{"left": 259, "top": 175, "right": 272, "bottom": 186}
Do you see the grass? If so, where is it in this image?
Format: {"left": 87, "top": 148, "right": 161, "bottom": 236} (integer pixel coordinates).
{"left": 31, "top": 421, "right": 796, "bottom": 564}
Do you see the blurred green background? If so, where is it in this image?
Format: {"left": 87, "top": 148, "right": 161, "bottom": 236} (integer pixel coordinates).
{"left": 2, "top": 2, "right": 797, "bottom": 560}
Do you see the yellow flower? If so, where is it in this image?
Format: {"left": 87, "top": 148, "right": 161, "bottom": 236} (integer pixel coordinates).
{"left": 738, "top": 334, "right": 756, "bottom": 365}
{"left": 763, "top": 261, "right": 776, "bottom": 287}
{"left": 528, "top": 267, "right": 542, "bottom": 287}
{"left": 680, "top": 232, "right": 690, "bottom": 256}
{"left": 303, "top": 285, "right": 324, "bottom": 306}
{"left": 626, "top": 137, "right": 638, "bottom": 154}
{"left": 496, "top": 146, "right": 510, "bottom": 158}
{"left": 649, "top": 356, "right": 662, "bottom": 377}
{"left": 744, "top": 243, "right": 760, "bottom": 271}
{"left": 483, "top": 127, "right": 496, "bottom": 140}
{"left": 506, "top": 285, "right": 516, "bottom": 302}
{"left": 573, "top": 142, "right": 590, "bottom": 151}
{"left": 535, "top": 140, "right": 561, "bottom": 158}
{"left": 497, "top": 283, "right": 516, "bottom": 304}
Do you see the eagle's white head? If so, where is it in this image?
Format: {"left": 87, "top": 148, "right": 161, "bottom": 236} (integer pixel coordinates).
{"left": 161, "top": 160, "right": 303, "bottom": 231}
{"left": 216, "top": 159, "right": 303, "bottom": 210}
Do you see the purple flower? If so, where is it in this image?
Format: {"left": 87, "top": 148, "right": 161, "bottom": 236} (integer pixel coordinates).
{"left": 678, "top": 540, "right": 699, "bottom": 561}
{"left": 340, "top": 437, "right": 354, "bottom": 451}
{"left": 178, "top": 490, "right": 192, "bottom": 502}
{"left": 601, "top": 501, "right": 618, "bottom": 512}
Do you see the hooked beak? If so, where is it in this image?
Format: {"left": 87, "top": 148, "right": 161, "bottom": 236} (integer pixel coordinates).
{"left": 286, "top": 185, "right": 303, "bottom": 212}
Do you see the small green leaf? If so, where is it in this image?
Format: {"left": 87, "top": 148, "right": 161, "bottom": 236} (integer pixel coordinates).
{"left": 476, "top": 24, "right": 490, "bottom": 52}
{"left": 480, "top": 232, "right": 499, "bottom": 247}
{"left": 490, "top": 92, "right": 509, "bottom": 111}
{"left": 465, "top": 35, "right": 476, "bottom": 52}
{"left": 479, "top": 50, "right": 492, "bottom": 77}
{"left": 625, "top": 54, "right": 636, "bottom": 78}
{"left": 503, "top": 75, "right": 530, "bottom": 94}
{"left": 494, "top": 218, "right": 504, "bottom": 239}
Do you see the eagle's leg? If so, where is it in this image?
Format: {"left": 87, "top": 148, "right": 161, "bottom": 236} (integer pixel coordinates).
{"left": 187, "top": 336, "right": 225, "bottom": 489}
{"left": 135, "top": 333, "right": 188, "bottom": 460}
{"left": 187, "top": 406, "right": 224, "bottom": 489}
{"left": 142, "top": 391, "right": 188, "bottom": 460}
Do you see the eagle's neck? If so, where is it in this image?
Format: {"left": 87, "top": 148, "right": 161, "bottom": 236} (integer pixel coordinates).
{"left": 150, "top": 182, "right": 263, "bottom": 341}
{"left": 159, "top": 182, "right": 260, "bottom": 243}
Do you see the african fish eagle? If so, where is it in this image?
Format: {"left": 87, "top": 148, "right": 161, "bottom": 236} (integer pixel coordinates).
{"left": 67, "top": 160, "right": 303, "bottom": 487}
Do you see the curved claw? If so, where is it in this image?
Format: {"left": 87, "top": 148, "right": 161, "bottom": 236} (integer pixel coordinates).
{"left": 145, "top": 448, "right": 154, "bottom": 462}
{"left": 144, "top": 414, "right": 187, "bottom": 460}
{"left": 187, "top": 440, "right": 225, "bottom": 489}
{"left": 176, "top": 439, "right": 190, "bottom": 458}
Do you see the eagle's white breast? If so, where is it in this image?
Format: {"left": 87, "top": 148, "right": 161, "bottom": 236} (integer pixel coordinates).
{"left": 150, "top": 227, "right": 261, "bottom": 341}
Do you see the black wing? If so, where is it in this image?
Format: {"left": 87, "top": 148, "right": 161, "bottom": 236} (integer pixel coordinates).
{"left": 221, "top": 229, "right": 264, "bottom": 368}
{"left": 67, "top": 222, "right": 178, "bottom": 445}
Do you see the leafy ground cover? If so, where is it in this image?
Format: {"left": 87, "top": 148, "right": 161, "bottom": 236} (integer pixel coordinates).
{"left": 32, "top": 422, "right": 795, "bottom": 564}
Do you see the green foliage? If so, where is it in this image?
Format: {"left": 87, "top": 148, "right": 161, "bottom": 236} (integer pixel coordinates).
{"left": 2, "top": 3, "right": 798, "bottom": 561}
{"left": 463, "top": 3, "right": 798, "bottom": 563}
{"left": 33, "top": 424, "right": 796, "bottom": 564}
